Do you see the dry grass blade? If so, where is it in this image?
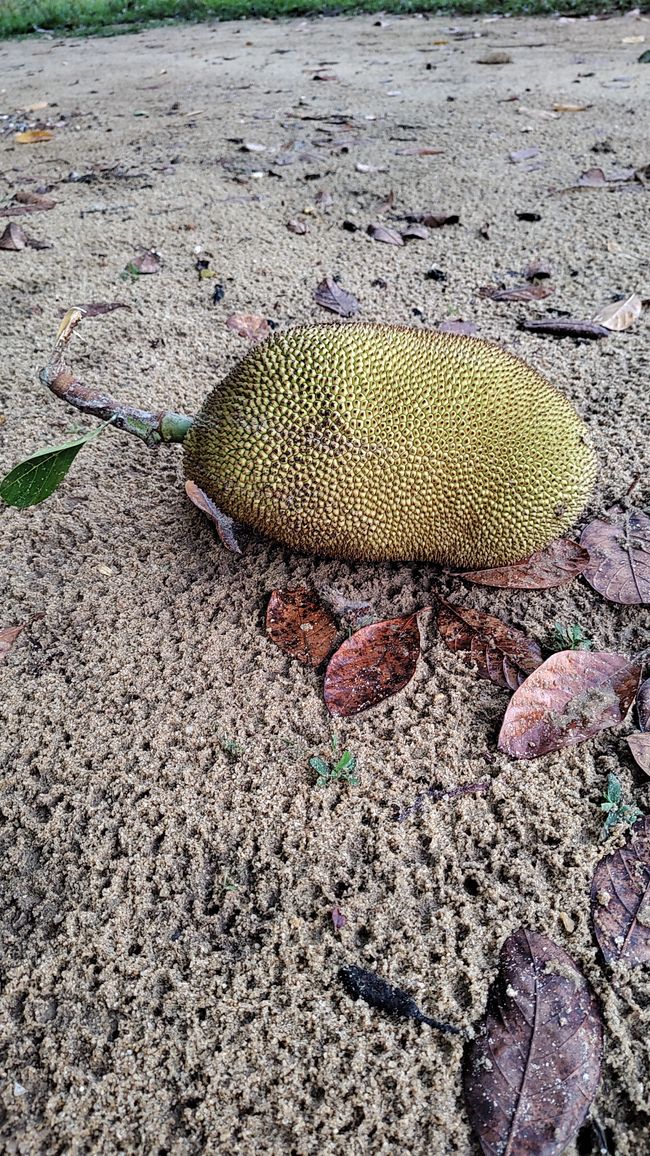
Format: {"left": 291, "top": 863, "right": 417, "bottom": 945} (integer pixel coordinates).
{"left": 591, "top": 817, "right": 650, "bottom": 965}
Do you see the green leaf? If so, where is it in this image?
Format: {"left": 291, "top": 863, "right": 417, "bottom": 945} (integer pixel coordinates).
{"left": 0, "top": 424, "right": 109, "bottom": 509}
{"left": 310, "top": 757, "right": 329, "bottom": 778}
{"left": 606, "top": 773, "right": 622, "bottom": 806}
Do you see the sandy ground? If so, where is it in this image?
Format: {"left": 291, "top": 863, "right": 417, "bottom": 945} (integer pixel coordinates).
{"left": 1, "top": 9, "right": 649, "bottom": 1155}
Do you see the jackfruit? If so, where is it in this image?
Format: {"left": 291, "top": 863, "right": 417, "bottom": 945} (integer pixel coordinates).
{"left": 183, "top": 323, "right": 596, "bottom": 569}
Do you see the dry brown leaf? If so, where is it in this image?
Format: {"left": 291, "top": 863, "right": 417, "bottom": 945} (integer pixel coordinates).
{"left": 14, "top": 190, "right": 56, "bottom": 209}
{"left": 184, "top": 480, "right": 243, "bottom": 553}
{"left": 459, "top": 538, "right": 589, "bottom": 589}
{"left": 436, "top": 600, "right": 543, "bottom": 690}
{"left": 581, "top": 508, "right": 650, "bottom": 605}
{"left": 592, "top": 293, "right": 642, "bottom": 331}
{"left": 324, "top": 613, "right": 420, "bottom": 717}
{"left": 478, "top": 283, "right": 553, "bottom": 302}
{"left": 266, "top": 588, "right": 338, "bottom": 668}
{"left": 464, "top": 928, "right": 603, "bottom": 1155}
{"left": 518, "top": 318, "right": 610, "bottom": 339}
{"left": 638, "top": 678, "right": 650, "bottom": 732}
{"left": 131, "top": 250, "right": 161, "bottom": 274}
{"left": 498, "top": 650, "right": 641, "bottom": 759}
{"left": 591, "top": 817, "right": 650, "bottom": 965}
{"left": 313, "top": 276, "right": 359, "bottom": 317}
{"left": 628, "top": 734, "right": 650, "bottom": 774}
{"left": 286, "top": 218, "right": 309, "bottom": 234}
{"left": 15, "top": 129, "right": 54, "bottom": 144}
{"left": 401, "top": 223, "right": 429, "bottom": 241}
{"left": 421, "top": 211, "right": 459, "bottom": 228}
{"left": 0, "top": 222, "right": 27, "bottom": 251}
{"left": 0, "top": 624, "right": 26, "bottom": 661}
{"left": 367, "top": 223, "right": 404, "bottom": 246}
{"left": 225, "top": 313, "right": 271, "bottom": 341}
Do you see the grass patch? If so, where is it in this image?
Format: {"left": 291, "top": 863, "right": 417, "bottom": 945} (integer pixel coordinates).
{"left": 0, "top": 0, "right": 634, "bottom": 40}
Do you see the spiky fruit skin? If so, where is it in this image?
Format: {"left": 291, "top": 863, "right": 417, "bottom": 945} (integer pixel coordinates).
{"left": 184, "top": 323, "right": 596, "bottom": 568}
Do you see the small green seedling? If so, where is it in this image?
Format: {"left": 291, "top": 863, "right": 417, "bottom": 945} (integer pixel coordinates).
{"left": 310, "top": 735, "right": 359, "bottom": 788}
{"left": 552, "top": 622, "right": 593, "bottom": 652}
{"left": 220, "top": 737, "right": 245, "bottom": 757}
{"left": 600, "top": 772, "right": 643, "bottom": 841}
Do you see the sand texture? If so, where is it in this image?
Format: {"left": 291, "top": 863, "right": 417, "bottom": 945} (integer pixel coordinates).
{"left": 1, "top": 10, "right": 649, "bottom": 1154}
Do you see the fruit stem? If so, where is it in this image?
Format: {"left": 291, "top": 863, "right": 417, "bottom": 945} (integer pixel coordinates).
{"left": 39, "top": 307, "right": 194, "bottom": 447}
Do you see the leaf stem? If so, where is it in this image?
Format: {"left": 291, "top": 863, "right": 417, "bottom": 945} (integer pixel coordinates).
{"left": 40, "top": 308, "right": 194, "bottom": 447}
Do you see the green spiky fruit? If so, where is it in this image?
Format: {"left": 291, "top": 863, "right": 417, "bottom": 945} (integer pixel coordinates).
{"left": 183, "top": 323, "right": 596, "bottom": 568}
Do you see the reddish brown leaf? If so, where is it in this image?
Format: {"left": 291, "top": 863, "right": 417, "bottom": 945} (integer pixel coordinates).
{"left": 464, "top": 929, "right": 603, "bottom": 1156}
{"left": 0, "top": 624, "right": 26, "bottom": 661}
{"left": 498, "top": 650, "right": 641, "bottom": 760}
{"left": 436, "top": 600, "right": 543, "bottom": 690}
{"left": 324, "top": 613, "right": 420, "bottom": 717}
{"left": 367, "top": 223, "right": 404, "bottom": 246}
{"left": 436, "top": 319, "right": 478, "bottom": 336}
{"left": 628, "top": 734, "right": 650, "bottom": 774}
{"left": 478, "top": 283, "right": 553, "bottom": 302}
{"left": 0, "top": 222, "right": 26, "bottom": 250}
{"left": 286, "top": 218, "right": 309, "bottom": 234}
{"left": 14, "top": 190, "right": 56, "bottom": 209}
{"left": 637, "top": 678, "right": 650, "bottom": 732}
{"left": 313, "top": 276, "right": 359, "bottom": 317}
{"left": 131, "top": 250, "right": 161, "bottom": 274}
{"left": 523, "top": 258, "right": 552, "bottom": 280}
{"left": 225, "top": 313, "right": 270, "bottom": 341}
{"left": 185, "top": 480, "right": 243, "bottom": 553}
{"left": 266, "top": 587, "right": 338, "bottom": 668}
{"left": 421, "top": 211, "right": 459, "bottom": 228}
{"left": 581, "top": 508, "right": 650, "bottom": 605}
{"left": 591, "top": 816, "right": 650, "bottom": 965}
{"left": 459, "top": 539, "right": 589, "bottom": 590}
{"left": 518, "top": 318, "right": 610, "bottom": 339}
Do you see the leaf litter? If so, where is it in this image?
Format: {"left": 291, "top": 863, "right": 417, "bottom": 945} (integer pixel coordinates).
{"left": 266, "top": 587, "right": 338, "bottom": 668}
{"left": 324, "top": 613, "right": 421, "bottom": 717}
{"left": 436, "top": 600, "right": 543, "bottom": 690}
{"left": 591, "top": 816, "right": 650, "bottom": 966}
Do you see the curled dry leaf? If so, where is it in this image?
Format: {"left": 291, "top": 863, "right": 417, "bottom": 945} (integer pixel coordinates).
{"left": 15, "top": 129, "right": 54, "bottom": 144}
{"left": 367, "top": 223, "right": 404, "bottom": 246}
{"left": 266, "top": 587, "right": 338, "bottom": 668}
{"left": 581, "top": 508, "right": 650, "bottom": 605}
{"left": 459, "top": 538, "right": 589, "bottom": 589}
{"left": 324, "top": 613, "right": 420, "bottom": 717}
{"left": 464, "top": 928, "right": 603, "bottom": 1156}
{"left": 628, "top": 734, "right": 650, "bottom": 774}
{"left": 436, "top": 600, "right": 543, "bottom": 690}
{"left": 591, "top": 816, "right": 650, "bottom": 966}
{"left": 0, "top": 625, "right": 26, "bottom": 661}
{"left": 0, "top": 223, "right": 26, "bottom": 250}
{"left": 637, "top": 678, "right": 650, "bottom": 733}
{"left": 518, "top": 318, "right": 610, "bottom": 339}
{"left": 498, "top": 650, "right": 641, "bottom": 760}
{"left": 592, "top": 293, "right": 642, "bottom": 332}
{"left": 313, "top": 276, "right": 359, "bottom": 317}
{"left": 340, "top": 964, "right": 460, "bottom": 1034}
{"left": 225, "top": 313, "right": 270, "bottom": 341}
{"left": 401, "top": 223, "right": 429, "bottom": 241}
{"left": 437, "top": 319, "right": 478, "bottom": 336}
{"left": 478, "top": 283, "right": 553, "bottom": 302}
{"left": 185, "top": 480, "right": 243, "bottom": 553}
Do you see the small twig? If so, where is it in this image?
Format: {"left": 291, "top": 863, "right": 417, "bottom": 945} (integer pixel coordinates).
{"left": 395, "top": 780, "right": 490, "bottom": 823}
{"left": 39, "top": 308, "right": 194, "bottom": 447}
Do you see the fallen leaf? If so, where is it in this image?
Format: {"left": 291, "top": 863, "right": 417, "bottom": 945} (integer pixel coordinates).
{"left": 331, "top": 906, "right": 347, "bottom": 931}
{"left": 581, "top": 508, "right": 650, "bottom": 605}
{"left": 286, "top": 218, "right": 309, "bottom": 234}
{"left": 185, "top": 480, "right": 243, "bottom": 553}
{"left": 591, "top": 817, "right": 650, "bottom": 965}
{"left": 478, "top": 283, "right": 553, "bottom": 302}
{"left": 628, "top": 734, "right": 650, "bottom": 774}
{"left": 0, "top": 222, "right": 26, "bottom": 250}
{"left": 638, "top": 678, "right": 650, "bottom": 732}
{"left": 14, "top": 129, "right": 54, "bottom": 144}
{"left": 340, "top": 964, "right": 460, "bottom": 1033}
{"left": 14, "top": 191, "right": 56, "bottom": 209}
{"left": 518, "top": 318, "right": 610, "bottom": 339}
{"left": 0, "top": 625, "right": 26, "bottom": 661}
{"left": 324, "top": 613, "right": 420, "bottom": 717}
{"left": 225, "top": 313, "right": 270, "bottom": 341}
{"left": 464, "top": 928, "right": 602, "bottom": 1155}
{"left": 266, "top": 587, "right": 338, "bottom": 668}
{"left": 459, "top": 538, "right": 589, "bottom": 589}
{"left": 420, "top": 211, "right": 459, "bottom": 227}
{"left": 498, "top": 650, "right": 640, "bottom": 759}
{"left": 0, "top": 424, "right": 110, "bottom": 510}
{"left": 437, "top": 319, "right": 478, "bottom": 336}
{"left": 477, "top": 51, "right": 512, "bottom": 64}
{"left": 592, "top": 293, "right": 642, "bottom": 331}
{"left": 367, "top": 223, "right": 404, "bottom": 246}
{"left": 313, "top": 276, "right": 359, "bottom": 317}
{"left": 401, "top": 223, "right": 429, "bottom": 241}
{"left": 436, "top": 600, "right": 543, "bottom": 690}
{"left": 130, "top": 250, "right": 161, "bottom": 274}
{"left": 553, "top": 102, "right": 591, "bottom": 112}
{"left": 523, "top": 258, "right": 552, "bottom": 280}
{"left": 571, "top": 166, "right": 610, "bottom": 188}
